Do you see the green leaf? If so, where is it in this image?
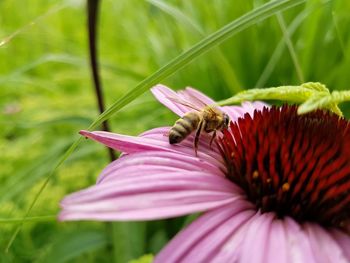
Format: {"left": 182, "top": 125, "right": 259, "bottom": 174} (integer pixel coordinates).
{"left": 328, "top": 90, "right": 350, "bottom": 104}
{"left": 218, "top": 81, "right": 350, "bottom": 116}
{"left": 301, "top": 81, "right": 329, "bottom": 92}
{"left": 218, "top": 83, "right": 321, "bottom": 105}
{"left": 110, "top": 222, "right": 146, "bottom": 263}
{"left": 298, "top": 90, "right": 350, "bottom": 115}
{"left": 37, "top": 229, "right": 108, "bottom": 263}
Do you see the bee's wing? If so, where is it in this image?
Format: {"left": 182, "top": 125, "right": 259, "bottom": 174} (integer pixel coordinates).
{"left": 180, "top": 90, "right": 221, "bottom": 113}
{"left": 165, "top": 95, "right": 202, "bottom": 112}
{"left": 165, "top": 92, "right": 222, "bottom": 119}
{"left": 165, "top": 95, "right": 223, "bottom": 120}
{"left": 206, "top": 104, "right": 222, "bottom": 114}
{"left": 179, "top": 91, "right": 213, "bottom": 109}
{"left": 179, "top": 88, "right": 221, "bottom": 109}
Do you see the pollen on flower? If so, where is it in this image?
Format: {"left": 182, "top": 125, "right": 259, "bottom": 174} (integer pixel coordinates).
{"left": 219, "top": 105, "right": 350, "bottom": 230}
{"left": 252, "top": 170, "right": 259, "bottom": 179}
{"left": 282, "top": 182, "right": 290, "bottom": 192}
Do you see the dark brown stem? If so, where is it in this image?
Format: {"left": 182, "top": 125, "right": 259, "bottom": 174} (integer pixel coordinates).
{"left": 87, "top": 0, "right": 116, "bottom": 161}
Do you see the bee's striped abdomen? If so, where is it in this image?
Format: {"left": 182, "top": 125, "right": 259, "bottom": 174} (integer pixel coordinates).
{"left": 169, "top": 112, "right": 200, "bottom": 144}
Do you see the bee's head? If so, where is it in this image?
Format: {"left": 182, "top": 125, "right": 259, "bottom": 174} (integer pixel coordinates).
{"left": 223, "top": 113, "right": 230, "bottom": 128}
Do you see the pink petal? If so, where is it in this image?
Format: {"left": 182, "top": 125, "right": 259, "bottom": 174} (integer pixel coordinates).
{"left": 265, "top": 219, "right": 289, "bottom": 263}
{"left": 154, "top": 201, "right": 255, "bottom": 263}
{"left": 241, "top": 101, "right": 267, "bottom": 115}
{"left": 211, "top": 212, "right": 261, "bottom": 262}
{"left": 59, "top": 172, "right": 243, "bottom": 221}
{"left": 239, "top": 212, "right": 274, "bottom": 263}
{"left": 222, "top": 101, "right": 268, "bottom": 122}
{"left": 79, "top": 128, "right": 226, "bottom": 172}
{"left": 331, "top": 229, "right": 350, "bottom": 260}
{"left": 283, "top": 217, "right": 317, "bottom": 263}
{"left": 182, "top": 209, "right": 255, "bottom": 262}
{"left": 151, "top": 84, "right": 194, "bottom": 116}
{"left": 305, "top": 223, "right": 349, "bottom": 263}
{"left": 212, "top": 215, "right": 344, "bottom": 263}
{"left": 140, "top": 127, "right": 222, "bottom": 156}
{"left": 179, "top": 87, "right": 215, "bottom": 105}
{"left": 97, "top": 151, "right": 225, "bottom": 184}
{"left": 79, "top": 130, "right": 170, "bottom": 153}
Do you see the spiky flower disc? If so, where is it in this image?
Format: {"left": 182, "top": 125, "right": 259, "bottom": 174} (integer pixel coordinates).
{"left": 220, "top": 105, "right": 350, "bottom": 229}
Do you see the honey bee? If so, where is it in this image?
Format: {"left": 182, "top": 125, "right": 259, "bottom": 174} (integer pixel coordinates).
{"left": 167, "top": 96, "right": 230, "bottom": 155}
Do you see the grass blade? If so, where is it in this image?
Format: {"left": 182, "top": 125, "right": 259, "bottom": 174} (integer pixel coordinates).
{"left": 255, "top": 8, "right": 310, "bottom": 88}
{"left": 147, "top": 0, "right": 204, "bottom": 35}
{"left": 276, "top": 12, "right": 305, "bottom": 83}
{"left": 0, "top": 4, "right": 66, "bottom": 47}
{"left": 38, "top": 229, "right": 108, "bottom": 263}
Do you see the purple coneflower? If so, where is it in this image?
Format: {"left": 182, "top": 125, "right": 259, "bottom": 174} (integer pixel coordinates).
{"left": 59, "top": 85, "right": 350, "bottom": 262}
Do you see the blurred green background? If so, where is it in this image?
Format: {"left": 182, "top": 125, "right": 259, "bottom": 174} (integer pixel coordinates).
{"left": 1, "top": 0, "right": 349, "bottom": 262}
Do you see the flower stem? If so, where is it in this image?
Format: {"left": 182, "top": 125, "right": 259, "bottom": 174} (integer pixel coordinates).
{"left": 87, "top": 0, "right": 116, "bottom": 161}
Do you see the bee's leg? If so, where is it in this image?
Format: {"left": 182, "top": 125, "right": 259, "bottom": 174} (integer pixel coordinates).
{"left": 194, "top": 120, "right": 204, "bottom": 156}
{"left": 209, "top": 130, "right": 216, "bottom": 149}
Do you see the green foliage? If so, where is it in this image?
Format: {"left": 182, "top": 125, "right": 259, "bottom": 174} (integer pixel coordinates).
{"left": 298, "top": 89, "right": 350, "bottom": 114}
{"left": 129, "top": 254, "right": 154, "bottom": 263}
{"left": 37, "top": 229, "right": 109, "bottom": 263}
{"left": 218, "top": 82, "right": 345, "bottom": 116}
{"left": 1, "top": 0, "right": 350, "bottom": 262}
{"left": 88, "top": 0, "right": 307, "bottom": 130}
